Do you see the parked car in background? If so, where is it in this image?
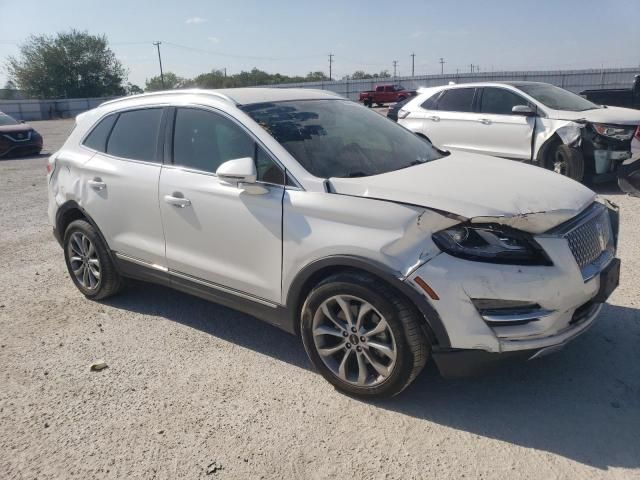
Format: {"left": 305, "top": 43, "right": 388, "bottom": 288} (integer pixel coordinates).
{"left": 581, "top": 74, "right": 640, "bottom": 110}
{"left": 0, "top": 112, "right": 43, "bottom": 157}
{"left": 49, "top": 88, "right": 619, "bottom": 398}
{"left": 359, "top": 84, "right": 416, "bottom": 107}
{"left": 398, "top": 82, "right": 640, "bottom": 193}
{"left": 386, "top": 97, "right": 411, "bottom": 122}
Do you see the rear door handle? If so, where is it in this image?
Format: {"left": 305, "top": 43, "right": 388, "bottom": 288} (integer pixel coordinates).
{"left": 427, "top": 116, "right": 440, "bottom": 122}
{"left": 478, "top": 118, "right": 491, "bottom": 125}
{"left": 164, "top": 193, "right": 191, "bottom": 208}
{"left": 87, "top": 178, "right": 106, "bottom": 190}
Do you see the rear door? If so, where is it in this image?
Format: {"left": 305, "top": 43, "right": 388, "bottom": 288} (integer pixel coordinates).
{"left": 473, "top": 87, "right": 535, "bottom": 159}
{"left": 421, "top": 87, "right": 477, "bottom": 151}
{"left": 81, "top": 107, "right": 166, "bottom": 266}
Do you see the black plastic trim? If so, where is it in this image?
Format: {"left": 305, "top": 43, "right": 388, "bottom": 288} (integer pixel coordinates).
{"left": 432, "top": 348, "right": 537, "bottom": 378}
{"left": 285, "top": 255, "right": 451, "bottom": 347}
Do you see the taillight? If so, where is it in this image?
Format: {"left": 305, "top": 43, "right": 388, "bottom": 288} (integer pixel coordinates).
{"left": 46, "top": 162, "right": 53, "bottom": 174}
{"left": 46, "top": 154, "right": 57, "bottom": 175}
{"left": 635, "top": 125, "right": 640, "bottom": 140}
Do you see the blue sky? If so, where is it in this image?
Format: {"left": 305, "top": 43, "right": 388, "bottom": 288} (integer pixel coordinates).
{"left": 0, "top": 0, "right": 638, "bottom": 87}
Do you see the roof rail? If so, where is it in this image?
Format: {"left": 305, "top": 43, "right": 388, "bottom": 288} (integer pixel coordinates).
{"left": 100, "top": 89, "right": 235, "bottom": 107}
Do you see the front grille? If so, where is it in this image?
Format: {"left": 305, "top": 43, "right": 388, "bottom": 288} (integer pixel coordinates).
{"left": 563, "top": 204, "right": 614, "bottom": 274}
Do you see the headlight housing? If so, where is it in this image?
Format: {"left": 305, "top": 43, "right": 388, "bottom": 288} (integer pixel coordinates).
{"left": 592, "top": 123, "right": 635, "bottom": 141}
{"left": 432, "top": 224, "right": 552, "bottom": 266}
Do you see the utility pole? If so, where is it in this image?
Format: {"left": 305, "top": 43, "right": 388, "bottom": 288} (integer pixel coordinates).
{"left": 393, "top": 60, "right": 398, "bottom": 78}
{"left": 439, "top": 57, "right": 445, "bottom": 75}
{"left": 328, "top": 53, "right": 334, "bottom": 81}
{"left": 410, "top": 53, "right": 415, "bottom": 76}
{"left": 153, "top": 41, "right": 165, "bottom": 89}
{"left": 470, "top": 64, "right": 474, "bottom": 73}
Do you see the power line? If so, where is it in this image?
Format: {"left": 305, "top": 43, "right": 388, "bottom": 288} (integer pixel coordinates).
{"left": 410, "top": 53, "right": 415, "bottom": 76}
{"left": 152, "top": 41, "right": 165, "bottom": 88}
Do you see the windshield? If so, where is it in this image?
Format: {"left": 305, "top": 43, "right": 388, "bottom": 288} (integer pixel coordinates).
{"left": 241, "top": 99, "right": 444, "bottom": 178}
{"left": 0, "top": 113, "right": 19, "bottom": 126}
{"left": 514, "top": 83, "right": 600, "bottom": 112}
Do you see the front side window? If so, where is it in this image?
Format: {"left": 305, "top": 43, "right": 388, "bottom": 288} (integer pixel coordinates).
{"left": 436, "top": 88, "right": 476, "bottom": 112}
{"left": 480, "top": 88, "right": 529, "bottom": 115}
{"left": 514, "top": 83, "right": 599, "bottom": 112}
{"left": 106, "top": 108, "right": 163, "bottom": 161}
{"left": 242, "top": 99, "right": 444, "bottom": 178}
{"left": 173, "top": 108, "right": 285, "bottom": 184}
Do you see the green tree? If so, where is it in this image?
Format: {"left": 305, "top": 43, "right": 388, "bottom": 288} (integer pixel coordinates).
{"left": 305, "top": 71, "right": 329, "bottom": 81}
{"left": 0, "top": 80, "right": 19, "bottom": 99}
{"left": 144, "top": 72, "right": 189, "bottom": 91}
{"left": 6, "top": 30, "right": 126, "bottom": 98}
{"left": 125, "top": 83, "right": 144, "bottom": 95}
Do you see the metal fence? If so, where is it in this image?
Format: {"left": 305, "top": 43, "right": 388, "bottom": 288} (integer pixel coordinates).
{"left": 1, "top": 67, "right": 637, "bottom": 120}
{"left": 266, "top": 67, "right": 639, "bottom": 101}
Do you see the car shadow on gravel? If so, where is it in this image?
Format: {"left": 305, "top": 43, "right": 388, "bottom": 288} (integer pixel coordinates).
{"left": 104, "top": 282, "right": 639, "bottom": 471}
{"left": 373, "top": 302, "right": 640, "bottom": 471}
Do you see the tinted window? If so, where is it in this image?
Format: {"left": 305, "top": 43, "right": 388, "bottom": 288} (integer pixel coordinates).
{"left": 421, "top": 92, "right": 441, "bottom": 110}
{"left": 106, "top": 109, "right": 162, "bottom": 161}
{"left": 514, "top": 83, "right": 599, "bottom": 112}
{"left": 480, "top": 88, "right": 529, "bottom": 115}
{"left": 437, "top": 88, "right": 475, "bottom": 112}
{"left": 173, "top": 108, "right": 253, "bottom": 174}
{"left": 83, "top": 114, "right": 117, "bottom": 152}
{"left": 242, "top": 100, "right": 445, "bottom": 178}
{"left": 256, "top": 147, "right": 285, "bottom": 184}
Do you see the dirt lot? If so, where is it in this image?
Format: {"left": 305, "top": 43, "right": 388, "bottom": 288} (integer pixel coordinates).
{"left": 1, "top": 120, "right": 639, "bottom": 480}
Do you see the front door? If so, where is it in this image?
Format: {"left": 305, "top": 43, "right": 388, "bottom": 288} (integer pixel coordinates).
{"left": 158, "top": 107, "right": 284, "bottom": 303}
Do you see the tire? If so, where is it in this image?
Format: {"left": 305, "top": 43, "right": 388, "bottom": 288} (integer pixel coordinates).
{"left": 300, "top": 272, "right": 429, "bottom": 398}
{"left": 63, "top": 219, "right": 122, "bottom": 300}
{"left": 547, "top": 143, "right": 584, "bottom": 182}
{"left": 365, "top": 98, "right": 373, "bottom": 108}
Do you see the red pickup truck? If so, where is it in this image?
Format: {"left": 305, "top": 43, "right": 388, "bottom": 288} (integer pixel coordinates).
{"left": 359, "top": 84, "right": 416, "bottom": 107}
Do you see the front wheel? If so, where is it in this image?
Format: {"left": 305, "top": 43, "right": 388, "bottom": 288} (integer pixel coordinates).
{"left": 547, "top": 144, "right": 584, "bottom": 182}
{"left": 300, "top": 272, "right": 429, "bottom": 398}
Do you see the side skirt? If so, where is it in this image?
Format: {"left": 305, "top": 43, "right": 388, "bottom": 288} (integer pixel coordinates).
{"left": 114, "top": 254, "right": 296, "bottom": 334}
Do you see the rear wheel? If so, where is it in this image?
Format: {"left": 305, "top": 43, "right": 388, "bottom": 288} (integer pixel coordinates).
{"left": 63, "top": 220, "right": 122, "bottom": 300}
{"left": 301, "top": 272, "right": 429, "bottom": 398}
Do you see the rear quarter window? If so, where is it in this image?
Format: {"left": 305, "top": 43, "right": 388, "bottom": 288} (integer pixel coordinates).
{"left": 436, "top": 88, "right": 476, "bottom": 112}
{"left": 421, "top": 92, "right": 441, "bottom": 110}
{"left": 82, "top": 114, "right": 117, "bottom": 152}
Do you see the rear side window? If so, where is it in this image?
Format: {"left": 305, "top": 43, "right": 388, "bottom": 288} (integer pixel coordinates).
{"left": 106, "top": 108, "right": 163, "bottom": 162}
{"left": 82, "top": 114, "right": 117, "bottom": 152}
{"left": 421, "top": 92, "right": 441, "bottom": 110}
{"left": 480, "top": 88, "right": 529, "bottom": 115}
{"left": 436, "top": 88, "right": 475, "bottom": 112}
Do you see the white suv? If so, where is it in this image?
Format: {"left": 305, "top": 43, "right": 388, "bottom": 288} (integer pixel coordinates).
{"left": 398, "top": 81, "right": 640, "bottom": 188}
{"left": 48, "top": 88, "right": 620, "bottom": 398}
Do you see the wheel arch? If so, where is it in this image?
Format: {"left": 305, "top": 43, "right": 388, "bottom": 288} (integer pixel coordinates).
{"left": 284, "top": 255, "right": 450, "bottom": 348}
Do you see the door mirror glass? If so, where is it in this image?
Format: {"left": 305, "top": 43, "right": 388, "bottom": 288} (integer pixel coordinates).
{"left": 216, "top": 157, "right": 267, "bottom": 194}
{"left": 512, "top": 105, "right": 536, "bottom": 116}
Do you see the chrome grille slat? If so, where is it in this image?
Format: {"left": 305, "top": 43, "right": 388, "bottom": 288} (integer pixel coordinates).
{"left": 562, "top": 204, "right": 614, "bottom": 280}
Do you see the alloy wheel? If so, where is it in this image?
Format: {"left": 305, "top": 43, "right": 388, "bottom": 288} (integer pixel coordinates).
{"left": 67, "top": 232, "right": 101, "bottom": 290}
{"left": 312, "top": 294, "right": 397, "bottom": 387}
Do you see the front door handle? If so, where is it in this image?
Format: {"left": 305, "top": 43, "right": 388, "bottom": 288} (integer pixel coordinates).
{"left": 164, "top": 193, "right": 191, "bottom": 208}
{"left": 478, "top": 118, "right": 491, "bottom": 125}
{"left": 427, "top": 116, "right": 440, "bottom": 122}
{"left": 88, "top": 178, "right": 106, "bottom": 190}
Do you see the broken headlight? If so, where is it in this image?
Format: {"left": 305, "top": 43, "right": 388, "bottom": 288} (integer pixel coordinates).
{"left": 432, "top": 224, "right": 552, "bottom": 266}
{"left": 592, "top": 123, "right": 636, "bottom": 141}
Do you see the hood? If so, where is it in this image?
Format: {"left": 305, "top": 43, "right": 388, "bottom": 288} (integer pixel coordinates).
{"left": 549, "top": 106, "right": 640, "bottom": 125}
{"left": 328, "top": 152, "right": 596, "bottom": 234}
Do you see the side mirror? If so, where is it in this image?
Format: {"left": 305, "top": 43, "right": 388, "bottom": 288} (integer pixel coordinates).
{"left": 216, "top": 157, "right": 267, "bottom": 194}
{"left": 512, "top": 105, "right": 536, "bottom": 116}
{"left": 20, "top": 120, "right": 26, "bottom": 124}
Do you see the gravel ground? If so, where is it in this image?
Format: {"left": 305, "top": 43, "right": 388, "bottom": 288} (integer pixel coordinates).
{"left": 0, "top": 119, "right": 639, "bottom": 480}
